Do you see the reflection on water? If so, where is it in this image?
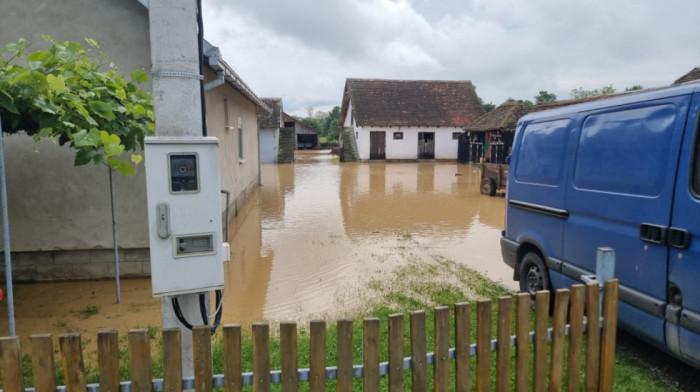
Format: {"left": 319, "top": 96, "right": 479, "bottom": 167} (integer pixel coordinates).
{"left": 1, "top": 151, "right": 516, "bottom": 344}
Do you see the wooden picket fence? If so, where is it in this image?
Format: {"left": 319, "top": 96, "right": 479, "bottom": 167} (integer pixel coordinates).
{"left": 0, "top": 280, "right": 619, "bottom": 392}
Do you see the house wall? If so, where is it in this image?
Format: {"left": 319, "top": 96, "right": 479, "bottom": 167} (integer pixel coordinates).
{"left": 0, "top": 0, "right": 261, "bottom": 281}
{"left": 355, "top": 126, "right": 463, "bottom": 160}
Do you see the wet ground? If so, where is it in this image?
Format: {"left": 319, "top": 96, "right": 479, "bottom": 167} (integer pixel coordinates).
{"left": 1, "top": 151, "right": 514, "bottom": 346}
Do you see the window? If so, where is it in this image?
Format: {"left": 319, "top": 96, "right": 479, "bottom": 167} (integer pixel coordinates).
{"left": 238, "top": 117, "right": 243, "bottom": 160}
{"left": 393, "top": 132, "right": 403, "bottom": 140}
{"left": 514, "top": 119, "right": 570, "bottom": 185}
{"left": 223, "top": 98, "right": 229, "bottom": 129}
{"left": 452, "top": 132, "right": 461, "bottom": 140}
{"left": 574, "top": 105, "right": 676, "bottom": 196}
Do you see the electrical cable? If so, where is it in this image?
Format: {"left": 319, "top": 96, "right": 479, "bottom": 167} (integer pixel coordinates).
{"left": 196, "top": 0, "right": 207, "bottom": 137}
{"left": 172, "top": 290, "right": 223, "bottom": 334}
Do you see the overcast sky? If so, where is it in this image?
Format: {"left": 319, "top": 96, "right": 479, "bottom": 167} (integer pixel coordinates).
{"left": 201, "top": 0, "right": 700, "bottom": 117}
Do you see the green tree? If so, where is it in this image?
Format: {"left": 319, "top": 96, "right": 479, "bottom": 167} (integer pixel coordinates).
{"left": 295, "top": 105, "right": 340, "bottom": 143}
{"left": 534, "top": 90, "right": 557, "bottom": 104}
{"left": 0, "top": 37, "right": 154, "bottom": 175}
{"left": 625, "top": 85, "right": 643, "bottom": 91}
{"left": 570, "top": 84, "right": 617, "bottom": 99}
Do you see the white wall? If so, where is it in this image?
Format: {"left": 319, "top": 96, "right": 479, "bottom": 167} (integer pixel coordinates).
{"left": 355, "top": 125, "right": 463, "bottom": 160}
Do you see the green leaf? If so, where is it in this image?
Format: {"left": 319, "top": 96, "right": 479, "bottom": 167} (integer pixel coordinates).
{"left": 47, "top": 74, "right": 66, "bottom": 95}
{"left": 0, "top": 91, "right": 19, "bottom": 114}
{"left": 104, "top": 144, "right": 124, "bottom": 157}
{"left": 131, "top": 154, "right": 143, "bottom": 165}
{"left": 115, "top": 88, "right": 126, "bottom": 100}
{"left": 100, "top": 131, "right": 121, "bottom": 146}
{"left": 72, "top": 128, "right": 101, "bottom": 148}
{"left": 74, "top": 149, "right": 97, "bottom": 166}
{"left": 84, "top": 38, "right": 99, "bottom": 47}
{"left": 88, "top": 100, "right": 115, "bottom": 120}
{"left": 130, "top": 68, "right": 148, "bottom": 84}
{"left": 108, "top": 157, "right": 135, "bottom": 176}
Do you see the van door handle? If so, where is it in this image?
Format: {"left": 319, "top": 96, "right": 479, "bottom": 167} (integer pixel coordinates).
{"left": 668, "top": 227, "right": 690, "bottom": 249}
{"left": 640, "top": 223, "right": 667, "bottom": 245}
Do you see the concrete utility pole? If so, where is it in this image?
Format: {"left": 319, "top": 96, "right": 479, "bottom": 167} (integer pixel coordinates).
{"left": 148, "top": 0, "right": 206, "bottom": 376}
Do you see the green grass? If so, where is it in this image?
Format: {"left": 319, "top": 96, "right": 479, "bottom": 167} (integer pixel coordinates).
{"left": 14, "top": 257, "right": 677, "bottom": 391}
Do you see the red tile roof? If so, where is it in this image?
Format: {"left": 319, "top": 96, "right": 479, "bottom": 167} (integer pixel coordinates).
{"left": 340, "top": 79, "right": 484, "bottom": 128}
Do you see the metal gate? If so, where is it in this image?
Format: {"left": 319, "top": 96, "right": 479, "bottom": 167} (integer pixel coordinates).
{"left": 418, "top": 132, "right": 435, "bottom": 159}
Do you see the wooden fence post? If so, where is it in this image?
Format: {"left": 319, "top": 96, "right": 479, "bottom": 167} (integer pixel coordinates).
{"left": 584, "top": 282, "right": 601, "bottom": 391}
{"left": 336, "top": 319, "right": 354, "bottom": 392}
{"left": 193, "top": 326, "right": 213, "bottom": 392}
{"left": 252, "top": 323, "right": 270, "bottom": 392}
{"left": 60, "top": 333, "right": 87, "bottom": 392}
{"left": 31, "top": 334, "right": 57, "bottom": 392}
{"left": 409, "top": 310, "right": 427, "bottom": 392}
{"left": 388, "top": 313, "right": 405, "bottom": 392}
{"left": 514, "top": 294, "right": 530, "bottom": 392}
{"left": 129, "top": 329, "right": 152, "bottom": 392}
{"left": 599, "top": 279, "right": 619, "bottom": 392}
{"left": 567, "top": 285, "right": 586, "bottom": 392}
{"left": 496, "top": 296, "right": 512, "bottom": 392}
{"left": 475, "top": 299, "right": 491, "bottom": 392}
{"left": 223, "top": 324, "right": 242, "bottom": 392}
{"left": 363, "top": 318, "right": 380, "bottom": 392}
{"left": 309, "top": 320, "right": 326, "bottom": 392}
{"left": 162, "top": 328, "right": 183, "bottom": 392}
{"left": 0, "top": 336, "right": 24, "bottom": 392}
{"left": 454, "top": 302, "right": 470, "bottom": 392}
{"left": 280, "top": 322, "right": 298, "bottom": 392}
{"left": 97, "top": 330, "right": 120, "bottom": 392}
{"left": 533, "top": 291, "right": 550, "bottom": 392}
{"left": 549, "top": 289, "right": 570, "bottom": 392}
{"left": 434, "top": 306, "right": 450, "bottom": 391}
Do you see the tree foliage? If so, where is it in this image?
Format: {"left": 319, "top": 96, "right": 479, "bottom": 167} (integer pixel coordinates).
{"left": 296, "top": 105, "right": 340, "bottom": 142}
{"left": 534, "top": 90, "right": 557, "bottom": 104}
{"left": 0, "top": 37, "right": 154, "bottom": 176}
{"left": 570, "top": 84, "right": 617, "bottom": 99}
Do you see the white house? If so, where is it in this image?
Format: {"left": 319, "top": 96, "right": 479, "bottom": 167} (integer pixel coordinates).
{"left": 338, "top": 79, "right": 485, "bottom": 161}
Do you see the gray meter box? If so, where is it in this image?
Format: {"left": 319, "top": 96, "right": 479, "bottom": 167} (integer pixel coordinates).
{"left": 145, "top": 137, "right": 225, "bottom": 296}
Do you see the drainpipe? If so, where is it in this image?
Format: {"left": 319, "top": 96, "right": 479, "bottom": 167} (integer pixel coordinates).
{"left": 204, "top": 70, "right": 224, "bottom": 91}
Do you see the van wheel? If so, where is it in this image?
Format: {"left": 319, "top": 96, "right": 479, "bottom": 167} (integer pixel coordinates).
{"left": 519, "top": 252, "right": 551, "bottom": 299}
{"left": 480, "top": 178, "right": 496, "bottom": 196}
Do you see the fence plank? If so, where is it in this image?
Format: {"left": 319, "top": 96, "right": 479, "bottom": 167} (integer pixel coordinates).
{"left": 59, "top": 333, "right": 87, "bottom": 392}
{"left": 336, "top": 319, "right": 354, "bottom": 392}
{"left": 224, "top": 325, "right": 243, "bottom": 392}
{"left": 193, "top": 326, "right": 213, "bottom": 392}
{"left": 97, "top": 330, "right": 119, "bottom": 392}
{"left": 409, "top": 310, "right": 427, "bottom": 392}
{"left": 309, "top": 320, "right": 326, "bottom": 392}
{"left": 0, "top": 337, "right": 24, "bottom": 392}
{"left": 476, "top": 299, "right": 491, "bottom": 392}
{"left": 434, "top": 306, "right": 450, "bottom": 391}
{"left": 496, "top": 297, "right": 512, "bottom": 392}
{"left": 280, "top": 322, "right": 298, "bottom": 392}
{"left": 584, "top": 283, "right": 601, "bottom": 392}
{"left": 549, "top": 289, "right": 570, "bottom": 392}
{"left": 363, "top": 318, "right": 380, "bottom": 392}
{"left": 129, "top": 329, "right": 152, "bottom": 392}
{"left": 599, "top": 279, "right": 619, "bottom": 392}
{"left": 514, "top": 294, "right": 530, "bottom": 392}
{"left": 30, "top": 334, "right": 56, "bottom": 392}
{"left": 253, "top": 323, "right": 271, "bottom": 392}
{"left": 533, "top": 291, "right": 550, "bottom": 392}
{"left": 454, "top": 302, "right": 470, "bottom": 392}
{"left": 567, "top": 285, "right": 585, "bottom": 392}
{"left": 388, "top": 314, "right": 404, "bottom": 392}
{"left": 162, "top": 328, "right": 183, "bottom": 392}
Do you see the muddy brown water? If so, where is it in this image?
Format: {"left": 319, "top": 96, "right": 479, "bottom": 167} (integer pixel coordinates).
{"left": 0, "top": 151, "right": 516, "bottom": 354}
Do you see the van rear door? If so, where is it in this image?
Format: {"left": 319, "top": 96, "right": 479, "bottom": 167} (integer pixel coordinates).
{"left": 563, "top": 96, "right": 690, "bottom": 348}
{"left": 668, "top": 93, "right": 700, "bottom": 365}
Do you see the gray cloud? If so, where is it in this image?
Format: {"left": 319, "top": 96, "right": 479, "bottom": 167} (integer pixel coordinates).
{"left": 203, "top": 0, "right": 700, "bottom": 114}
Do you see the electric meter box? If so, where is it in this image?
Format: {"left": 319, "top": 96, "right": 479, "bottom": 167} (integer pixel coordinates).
{"left": 145, "top": 136, "right": 225, "bottom": 297}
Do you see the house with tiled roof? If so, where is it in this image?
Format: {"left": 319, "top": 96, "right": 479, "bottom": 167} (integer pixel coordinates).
{"left": 282, "top": 112, "right": 320, "bottom": 150}
{"left": 338, "top": 79, "right": 484, "bottom": 161}
{"left": 259, "top": 98, "right": 283, "bottom": 163}
{"left": 674, "top": 67, "right": 700, "bottom": 85}
{"left": 461, "top": 100, "right": 533, "bottom": 163}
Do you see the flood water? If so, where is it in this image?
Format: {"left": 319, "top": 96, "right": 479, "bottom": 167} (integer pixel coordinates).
{"left": 1, "top": 151, "right": 516, "bottom": 347}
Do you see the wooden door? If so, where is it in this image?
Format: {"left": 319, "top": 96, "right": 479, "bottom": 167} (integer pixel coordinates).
{"left": 370, "top": 131, "right": 386, "bottom": 160}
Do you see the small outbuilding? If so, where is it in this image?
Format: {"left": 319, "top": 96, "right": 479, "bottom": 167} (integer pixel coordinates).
{"left": 460, "top": 100, "right": 532, "bottom": 164}
{"left": 259, "top": 98, "right": 283, "bottom": 163}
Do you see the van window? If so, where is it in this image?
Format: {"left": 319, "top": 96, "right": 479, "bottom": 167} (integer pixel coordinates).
{"left": 514, "top": 119, "right": 570, "bottom": 185}
{"left": 574, "top": 105, "right": 676, "bottom": 196}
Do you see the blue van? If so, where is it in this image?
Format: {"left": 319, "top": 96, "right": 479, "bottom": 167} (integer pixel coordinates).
{"left": 501, "top": 81, "right": 700, "bottom": 365}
